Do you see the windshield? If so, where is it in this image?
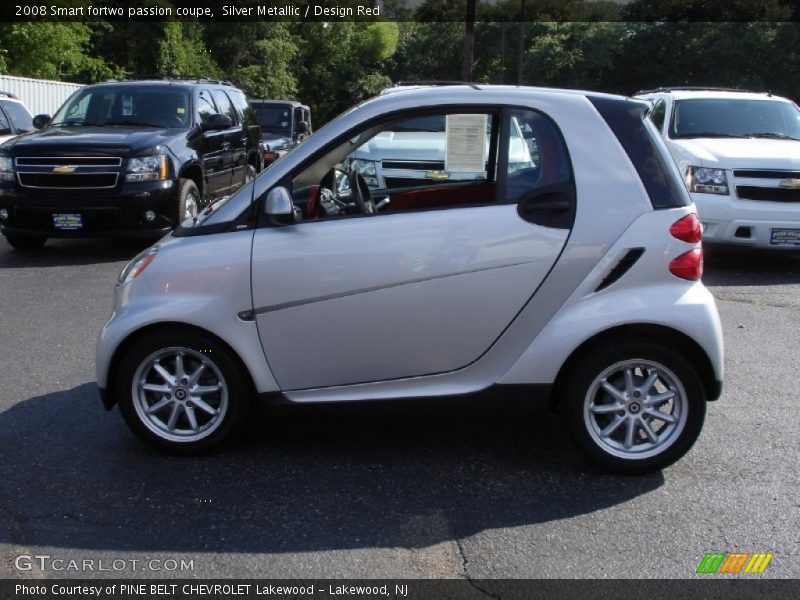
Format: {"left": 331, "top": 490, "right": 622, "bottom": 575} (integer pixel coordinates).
{"left": 50, "top": 86, "right": 191, "bottom": 128}
{"left": 670, "top": 98, "right": 800, "bottom": 140}
{"left": 253, "top": 105, "right": 292, "bottom": 134}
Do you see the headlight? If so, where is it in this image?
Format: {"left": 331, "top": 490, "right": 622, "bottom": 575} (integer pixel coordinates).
{"left": 352, "top": 159, "right": 377, "bottom": 178}
{"left": 686, "top": 166, "right": 728, "bottom": 195}
{"left": 125, "top": 154, "right": 168, "bottom": 183}
{"left": 118, "top": 246, "right": 158, "bottom": 284}
{"left": 0, "top": 156, "right": 14, "bottom": 182}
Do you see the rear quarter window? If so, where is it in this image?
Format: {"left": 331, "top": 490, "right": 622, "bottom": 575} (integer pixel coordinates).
{"left": 589, "top": 95, "right": 689, "bottom": 209}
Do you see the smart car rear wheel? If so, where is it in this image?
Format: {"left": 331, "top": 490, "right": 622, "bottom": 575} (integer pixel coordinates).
{"left": 116, "top": 331, "right": 250, "bottom": 454}
{"left": 562, "top": 341, "right": 705, "bottom": 474}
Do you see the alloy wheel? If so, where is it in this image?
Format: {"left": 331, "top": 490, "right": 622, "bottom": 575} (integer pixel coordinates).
{"left": 131, "top": 347, "right": 228, "bottom": 443}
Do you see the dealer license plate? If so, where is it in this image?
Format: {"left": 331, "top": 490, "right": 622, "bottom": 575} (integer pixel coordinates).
{"left": 770, "top": 228, "right": 800, "bottom": 246}
{"left": 53, "top": 213, "right": 83, "bottom": 230}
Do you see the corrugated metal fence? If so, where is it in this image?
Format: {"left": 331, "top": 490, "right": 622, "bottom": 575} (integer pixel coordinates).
{"left": 0, "top": 75, "right": 84, "bottom": 116}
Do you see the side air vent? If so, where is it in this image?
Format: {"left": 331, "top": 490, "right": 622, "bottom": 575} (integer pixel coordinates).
{"left": 595, "top": 248, "right": 645, "bottom": 292}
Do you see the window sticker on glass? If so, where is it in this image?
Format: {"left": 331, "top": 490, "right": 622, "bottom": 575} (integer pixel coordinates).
{"left": 445, "top": 114, "right": 487, "bottom": 172}
{"left": 122, "top": 95, "right": 133, "bottom": 116}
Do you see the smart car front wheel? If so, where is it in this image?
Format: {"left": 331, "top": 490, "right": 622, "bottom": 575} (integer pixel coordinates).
{"left": 116, "top": 331, "right": 250, "bottom": 454}
{"left": 562, "top": 341, "right": 706, "bottom": 475}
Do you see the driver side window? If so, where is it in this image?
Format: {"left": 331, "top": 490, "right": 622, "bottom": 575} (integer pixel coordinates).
{"left": 290, "top": 110, "right": 500, "bottom": 222}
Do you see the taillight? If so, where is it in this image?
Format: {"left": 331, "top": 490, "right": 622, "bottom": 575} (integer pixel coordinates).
{"left": 669, "top": 248, "right": 703, "bottom": 280}
{"left": 670, "top": 213, "right": 702, "bottom": 243}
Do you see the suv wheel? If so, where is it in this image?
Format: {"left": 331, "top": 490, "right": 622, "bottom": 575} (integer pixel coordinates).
{"left": 4, "top": 234, "right": 47, "bottom": 251}
{"left": 177, "top": 179, "right": 200, "bottom": 222}
{"left": 116, "top": 330, "right": 251, "bottom": 454}
{"left": 562, "top": 341, "right": 705, "bottom": 474}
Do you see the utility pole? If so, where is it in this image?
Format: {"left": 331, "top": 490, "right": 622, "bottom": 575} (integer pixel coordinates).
{"left": 462, "top": 0, "right": 476, "bottom": 82}
{"left": 517, "top": 0, "right": 525, "bottom": 85}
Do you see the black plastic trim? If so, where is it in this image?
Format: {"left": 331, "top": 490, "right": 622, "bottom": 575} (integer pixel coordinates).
{"left": 595, "top": 247, "right": 645, "bottom": 291}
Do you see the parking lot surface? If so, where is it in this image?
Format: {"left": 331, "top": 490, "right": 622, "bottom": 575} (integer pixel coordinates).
{"left": 0, "top": 237, "right": 797, "bottom": 579}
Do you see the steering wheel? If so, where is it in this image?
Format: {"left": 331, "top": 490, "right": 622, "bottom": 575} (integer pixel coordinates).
{"left": 348, "top": 170, "right": 377, "bottom": 215}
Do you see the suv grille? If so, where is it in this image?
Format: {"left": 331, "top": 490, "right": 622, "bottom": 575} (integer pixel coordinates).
{"left": 15, "top": 156, "right": 122, "bottom": 189}
{"left": 15, "top": 157, "right": 122, "bottom": 167}
{"left": 733, "top": 169, "right": 800, "bottom": 203}
{"left": 382, "top": 160, "right": 445, "bottom": 170}
{"left": 17, "top": 173, "right": 119, "bottom": 189}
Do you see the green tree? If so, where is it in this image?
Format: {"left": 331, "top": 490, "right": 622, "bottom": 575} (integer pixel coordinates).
{"left": 0, "top": 22, "right": 115, "bottom": 82}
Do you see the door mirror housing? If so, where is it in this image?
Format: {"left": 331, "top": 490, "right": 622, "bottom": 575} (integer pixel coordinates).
{"left": 32, "top": 114, "right": 51, "bottom": 129}
{"left": 265, "top": 186, "right": 295, "bottom": 225}
{"left": 296, "top": 121, "right": 309, "bottom": 135}
{"left": 202, "top": 113, "right": 234, "bottom": 131}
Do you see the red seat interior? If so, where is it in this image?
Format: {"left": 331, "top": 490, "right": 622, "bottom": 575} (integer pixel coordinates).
{"left": 388, "top": 182, "right": 495, "bottom": 211}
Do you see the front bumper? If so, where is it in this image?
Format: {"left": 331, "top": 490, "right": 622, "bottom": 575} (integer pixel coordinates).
{"left": 0, "top": 179, "right": 179, "bottom": 238}
{"left": 693, "top": 191, "right": 800, "bottom": 249}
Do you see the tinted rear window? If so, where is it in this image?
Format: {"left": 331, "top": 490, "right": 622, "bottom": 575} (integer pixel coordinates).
{"left": 589, "top": 95, "right": 688, "bottom": 209}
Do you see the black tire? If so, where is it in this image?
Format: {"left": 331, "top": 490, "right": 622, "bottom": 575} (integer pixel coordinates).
{"left": 561, "top": 340, "right": 706, "bottom": 475}
{"left": 116, "top": 329, "right": 252, "bottom": 455}
{"left": 4, "top": 234, "right": 47, "bottom": 251}
{"left": 176, "top": 179, "right": 201, "bottom": 224}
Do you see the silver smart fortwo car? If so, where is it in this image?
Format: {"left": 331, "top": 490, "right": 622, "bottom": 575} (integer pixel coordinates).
{"left": 97, "top": 85, "right": 724, "bottom": 474}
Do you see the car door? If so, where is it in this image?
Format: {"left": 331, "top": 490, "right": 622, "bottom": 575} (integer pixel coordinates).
{"left": 250, "top": 107, "right": 575, "bottom": 391}
{"left": 211, "top": 89, "right": 245, "bottom": 191}
{"left": 195, "top": 89, "right": 230, "bottom": 196}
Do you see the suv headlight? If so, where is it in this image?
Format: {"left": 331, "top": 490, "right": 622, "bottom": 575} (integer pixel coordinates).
{"left": 350, "top": 159, "right": 379, "bottom": 187}
{"left": 126, "top": 154, "right": 169, "bottom": 183}
{"left": 0, "top": 156, "right": 14, "bottom": 182}
{"left": 352, "top": 159, "right": 377, "bottom": 177}
{"left": 686, "top": 166, "right": 728, "bottom": 195}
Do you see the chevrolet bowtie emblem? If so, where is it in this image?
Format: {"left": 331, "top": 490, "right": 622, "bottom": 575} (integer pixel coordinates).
{"left": 52, "top": 166, "right": 77, "bottom": 174}
{"left": 778, "top": 178, "right": 800, "bottom": 189}
{"left": 425, "top": 170, "right": 450, "bottom": 181}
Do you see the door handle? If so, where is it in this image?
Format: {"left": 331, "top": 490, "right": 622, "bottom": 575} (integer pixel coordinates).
{"left": 222, "top": 141, "right": 231, "bottom": 150}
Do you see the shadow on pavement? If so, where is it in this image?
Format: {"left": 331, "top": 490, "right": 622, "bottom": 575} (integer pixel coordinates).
{"left": 0, "top": 382, "right": 663, "bottom": 554}
{"left": 0, "top": 238, "right": 152, "bottom": 269}
{"left": 703, "top": 244, "right": 800, "bottom": 287}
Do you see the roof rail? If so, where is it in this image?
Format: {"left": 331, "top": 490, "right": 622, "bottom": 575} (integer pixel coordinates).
{"left": 392, "top": 80, "right": 482, "bottom": 90}
{"left": 634, "top": 86, "right": 758, "bottom": 95}
{"left": 0, "top": 90, "right": 19, "bottom": 99}
{"left": 103, "top": 75, "right": 235, "bottom": 86}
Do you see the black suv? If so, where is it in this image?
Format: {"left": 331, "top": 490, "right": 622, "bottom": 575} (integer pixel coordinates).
{"left": 0, "top": 79, "right": 261, "bottom": 250}
{"left": 250, "top": 99, "right": 312, "bottom": 167}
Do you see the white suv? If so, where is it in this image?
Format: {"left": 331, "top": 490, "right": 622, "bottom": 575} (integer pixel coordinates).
{"left": 97, "top": 85, "right": 723, "bottom": 474}
{"left": 636, "top": 87, "right": 800, "bottom": 249}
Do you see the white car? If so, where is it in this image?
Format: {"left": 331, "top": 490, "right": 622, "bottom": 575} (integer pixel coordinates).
{"left": 97, "top": 85, "right": 723, "bottom": 474}
{"left": 0, "top": 91, "right": 34, "bottom": 144}
{"left": 635, "top": 87, "right": 800, "bottom": 249}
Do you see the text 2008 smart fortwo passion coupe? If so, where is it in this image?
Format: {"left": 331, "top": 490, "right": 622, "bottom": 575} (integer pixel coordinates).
{"left": 97, "top": 85, "right": 723, "bottom": 474}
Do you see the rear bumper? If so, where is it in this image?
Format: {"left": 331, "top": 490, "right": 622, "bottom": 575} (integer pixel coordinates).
{"left": 0, "top": 180, "right": 179, "bottom": 237}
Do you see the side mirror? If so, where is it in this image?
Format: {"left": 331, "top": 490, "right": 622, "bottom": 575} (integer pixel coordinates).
{"left": 32, "top": 114, "right": 51, "bottom": 129}
{"left": 296, "top": 121, "right": 309, "bottom": 135}
{"left": 202, "top": 113, "right": 233, "bottom": 132}
{"left": 265, "top": 186, "right": 295, "bottom": 225}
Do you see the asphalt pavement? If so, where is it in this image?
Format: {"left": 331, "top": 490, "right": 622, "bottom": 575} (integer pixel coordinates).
{"left": 0, "top": 237, "right": 797, "bottom": 579}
